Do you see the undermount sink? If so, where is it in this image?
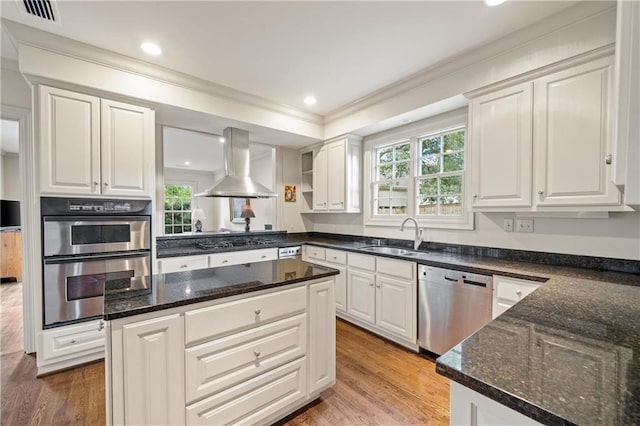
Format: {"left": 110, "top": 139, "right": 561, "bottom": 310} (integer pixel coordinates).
{"left": 361, "top": 246, "right": 414, "bottom": 255}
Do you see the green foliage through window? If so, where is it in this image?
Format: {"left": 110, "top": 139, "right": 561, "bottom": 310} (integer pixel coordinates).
{"left": 164, "top": 184, "right": 193, "bottom": 234}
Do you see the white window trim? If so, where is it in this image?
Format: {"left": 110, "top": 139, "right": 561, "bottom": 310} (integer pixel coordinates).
{"left": 363, "top": 108, "right": 474, "bottom": 230}
{"left": 163, "top": 180, "right": 196, "bottom": 234}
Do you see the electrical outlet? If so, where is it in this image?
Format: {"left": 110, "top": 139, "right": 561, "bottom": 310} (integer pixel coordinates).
{"left": 516, "top": 219, "right": 534, "bottom": 233}
{"left": 503, "top": 218, "right": 514, "bottom": 232}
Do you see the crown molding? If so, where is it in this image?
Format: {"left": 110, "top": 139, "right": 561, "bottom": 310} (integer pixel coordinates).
{"left": 324, "top": 2, "right": 616, "bottom": 126}
{"left": 1, "top": 19, "right": 323, "bottom": 127}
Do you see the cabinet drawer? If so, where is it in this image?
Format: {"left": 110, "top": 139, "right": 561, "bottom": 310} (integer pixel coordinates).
{"left": 305, "top": 246, "right": 326, "bottom": 262}
{"left": 39, "top": 320, "right": 104, "bottom": 362}
{"left": 377, "top": 257, "right": 415, "bottom": 280}
{"left": 186, "top": 357, "right": 307, "bottom": 426}
{"left": 208, "top": 248, "right": 276, "bottom": 268}
{"left": 325, "top": 249, "right": 347, "bottom": 265}
{"left": 185, "top": 286, "right": 307, "bottom": 344}
{"left": 495, "top": 276, "right": 540, "bottom": 304}
{"left": 348, "top": 252, "right": 375, "bottom": 271}
{"left": 158, "top": 255, "right": 209, "bottom": 274}
{"left": 185, "top": 314, "right": 306, "bottom": 403}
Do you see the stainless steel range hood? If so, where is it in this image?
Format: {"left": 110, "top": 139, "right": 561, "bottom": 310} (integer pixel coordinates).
{"left": 196, "top": 127, "right": 277, "bottom": 198}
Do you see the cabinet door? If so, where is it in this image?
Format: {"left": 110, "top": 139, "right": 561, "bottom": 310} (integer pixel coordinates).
{"left": 327, "top": 139, "right": 346, "bottom": 210}
{"left": 534, "top": 56, "right": 620, "bottom": 206}
{"left": 492, "top": 275, "right": 540, "bottom": 319}
{"left": 346, "top": 269, "right": 376, "bottom": 324}
{"left": 470, "top": 82, "right": 533, "bottom": 208}
{"left": 123, "top": 313, "right": 184, "bottom": 425}
{"left": 39, "top": 86, "right": 101, "bottom": 195}
{"left": 375, "top": 275, "right": 416, "bottom": 341}
{"left": 312, "top": 147, "right": 328, "bottom": 211}
{"left": 101, "top": 99, "right": 154, "bottom": 197}
{"left": 332, "top": 264, "right": 347, "bottom": 313}
{"left": 308, "top": 280, "right": 336, "bottom": 394}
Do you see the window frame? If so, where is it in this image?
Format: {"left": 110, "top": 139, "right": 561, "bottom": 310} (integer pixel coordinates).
{"left": 163, "top": 182, "right": 194, "bottom": 234}
{"left": 363, "top": 109, "right": 474, "bottom": 230}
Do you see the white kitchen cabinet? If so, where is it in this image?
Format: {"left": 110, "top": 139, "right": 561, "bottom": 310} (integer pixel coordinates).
{"left": 39, "top": 85, "right": 155, "bottom": 198}
{"left": 122, "top": 313, "right": 184, "bottom": 426}
{"left": 207, "top": 247, "right": 278, "bottom": 268}
{"left": 325, "top": 249, "right": 347, "bottom": 313}
{"left": 468, "top": 53, "right": 622, "bottom": 211}
{"left": 376, "top": 275, "right": 415, "bottom": 341}
{"left": 470, "top": 82, "right": 533, "bottom": 208}
{"left": 308, "top": 280, "right": 336, "bottom": 394}
{"left": 312, "top": 146, "right": 328, "bottom": 210}
{"left": 157, "top": 255, "right": 209, "bottom": 274}
{"left": 36, "top": 319, "right": 105, "bottom": 376}
{"left": 450, "top": 382, "right": 543, "bottom": 426}
{"left": 303, "top": 246, "right": 326, "bottom": 263}
{"left": 534, "top": 55, "right": 619, "bottom": 207}
{"left": 304, "top": 135, "right": 362, "bottom": 213}
{"left": 346, "top": 268, "right": 376, "bottom": 325}
{"left": 492, "top": 275, "right": 541, "bottom": 319}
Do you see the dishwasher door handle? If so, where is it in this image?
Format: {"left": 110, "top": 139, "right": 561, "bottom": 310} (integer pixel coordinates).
{"left": 462, "top": 279, "right": 488, "bottom": 288}
{"left": 444, "top": 276, "right": 458, "bottom": 282}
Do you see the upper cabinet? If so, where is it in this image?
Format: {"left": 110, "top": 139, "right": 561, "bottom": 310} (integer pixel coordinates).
{"left": 468, "top": 53, "right": 623, "bottom": 211}
{"left": 301, "top": 136, "right": 362, "bottom": 213}
{"left": 39, "top": 86, "right": 155, "bottom": 198}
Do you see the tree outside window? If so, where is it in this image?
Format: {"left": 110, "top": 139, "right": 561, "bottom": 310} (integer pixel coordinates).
{"left": 372, "top": 141, "right": 411, "bottom": 215}
{"left": 164, "top": 184, "right": 193, "bottom": 234}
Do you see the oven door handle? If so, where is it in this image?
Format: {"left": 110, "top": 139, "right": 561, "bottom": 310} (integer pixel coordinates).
{"left": 43, "top": 250, "right": 151, "bottom": 264}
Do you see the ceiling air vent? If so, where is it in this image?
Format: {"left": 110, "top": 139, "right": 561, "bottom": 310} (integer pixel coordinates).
{"left": 19, "top": 0, "right": 57, "bottom": 22}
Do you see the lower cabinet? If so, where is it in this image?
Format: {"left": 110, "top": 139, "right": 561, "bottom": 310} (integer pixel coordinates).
{"left": 106, "top": 279, "right": 335, "bottom": 425}
{"left": 158, "top": 248, "right": 279, "bottom": 274}
{"left": 375, "top": 274, "right": 415, "bottom": 341}
{"left": 346, "top": 269, "right": 376, "bottom": 324}
{"left": 36, "top": 319, "right": 105, "bottom": 375}
{"left": 492, "top": 275, "right": 541, "bottom": 319}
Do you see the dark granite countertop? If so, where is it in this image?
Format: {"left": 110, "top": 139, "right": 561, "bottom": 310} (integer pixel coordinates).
{"left": 104, "top": 258, "right": 339, "bottom": 320}
{"left": 300, "top": 236, "right": 640, "bottom": 425}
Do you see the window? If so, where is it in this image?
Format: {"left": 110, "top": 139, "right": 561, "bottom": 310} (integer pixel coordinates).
{"left": 365, "top": 111, "right": 472, "bottom": 230}
{"left": 164, "top": 184, "right": 193, "bottom": 234}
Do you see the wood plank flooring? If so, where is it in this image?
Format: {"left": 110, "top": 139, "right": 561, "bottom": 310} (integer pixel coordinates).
{"left": 1, "top": 282, "right": 449, "bottom": 425}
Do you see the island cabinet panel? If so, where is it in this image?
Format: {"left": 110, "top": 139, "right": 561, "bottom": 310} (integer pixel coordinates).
{"left": 184, "top": 285, "right": 307, "bottom": 344}
{"left": 185, "top": 314, "right": 307, "bottom": 403}
{"left": 308, "top": 280, "right": 336, "bottom": 394}
{"left": 186, "top": 358, "right": 307, "bottom": 425}
{"left": 122, "top": 313, "right": 184, "bottom": 426}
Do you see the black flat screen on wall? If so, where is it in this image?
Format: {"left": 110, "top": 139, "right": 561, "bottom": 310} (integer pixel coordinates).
{"left": 0, "top": 200, "right": 21, "bottom": 228}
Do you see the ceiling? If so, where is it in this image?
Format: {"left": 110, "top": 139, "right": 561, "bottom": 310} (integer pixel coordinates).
{"left": 1, "top": 119, "right": 19, "bottom": 154}
{"left": 163, "top": 126, "right": 273, "bottom": 173}
{"left": 1, "top": 1, "right": 578, "bottom": 116}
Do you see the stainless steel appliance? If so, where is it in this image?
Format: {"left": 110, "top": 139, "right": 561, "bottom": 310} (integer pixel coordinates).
{"left": 278, "top": 246, "right": 301, "bottom": 259}
{"left": 41, "top": 197, "right": 152, "bottom": 328}
{"left": 418, "top": 265, "right": 493, "bottom": 355}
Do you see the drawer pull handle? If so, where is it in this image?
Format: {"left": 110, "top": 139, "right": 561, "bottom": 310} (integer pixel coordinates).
{"left": 254, "top": 309, "right": 261, "bottom": 315}
{"left": 180, "top": 264, "right": 188, "bottom": 268}
{"left": 98, "top": 321, "right": 105, "bottom": 331}
{"left": 222, "top": 260, "right": 229, "bottom": 264}
{"left": 70, "top": 339, "right": 76, "bottom": 344}
{"left": 254, "top": 350, "right": 261, "bottom": 357}
{"left": 261, "top": 255, "right": 266, "bottom": 259}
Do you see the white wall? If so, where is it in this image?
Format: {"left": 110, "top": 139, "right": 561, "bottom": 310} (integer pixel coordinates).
{"left": 1, "top": 60, "right": 31, "bottom": 109}
{"left": 0, "top": 153, "right": 20, "bottom": 200}
{"left": 275, "top": 147, "right": 312, "bottom": 233}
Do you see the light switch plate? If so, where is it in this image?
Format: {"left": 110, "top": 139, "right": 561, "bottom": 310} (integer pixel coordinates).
{"left": 503, "top": 218, "right": 514, "bottom": 232}
{"left": 516, "top": 219, "right": 534, "bottom": 233}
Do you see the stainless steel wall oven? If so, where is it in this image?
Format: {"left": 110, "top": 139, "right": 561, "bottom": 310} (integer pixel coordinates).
{"left": 41, "top": 197, "right": 152, "bottom": 328}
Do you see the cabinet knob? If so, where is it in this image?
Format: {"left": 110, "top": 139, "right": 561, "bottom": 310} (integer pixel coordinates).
{"left": 473, "top": 194, "right": 478, "bottom": 198}
{"left": 261, "top": 255, "right": 266, "bottom": 259}
{"left": 98, "top": 321, "right": 105, "bottom": 331}
{"left": 70, "top": 339, "right": 76, "bottom": 344}
{"left": 369, "top": 282, "right": 374, "bottom": 287}
{"left": 605, "top": 154, "right": 612, "bottom": 165}
{"left": 516, "top": 290, "right": 522, "bottom": 297}
{"left": 376, "top": 284, "right": 381, "bottom": 288}
{"left": 222, "top": 260, "right": 228, "bottom": 264}
{"left": 254, "top": 350, "right": 261, "bottom": 357}
{"left": 93, "top": 181, "right": 99, "bottom": 187}
{"left": 538, "top": 190, "right": 544, "bottom": 195}
{"left": 103, "top": 182, "right": 109, "bottom": 187}
{"left": 254, "top": 309, "right": 261, "bottom": 315}
{"left": 180, "top": 264, "right": 188, "bottom": 268}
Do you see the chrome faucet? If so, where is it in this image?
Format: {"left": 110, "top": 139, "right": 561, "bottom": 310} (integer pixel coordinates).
{"left": 400, "top": 217, "right": 423, "bottom": 250}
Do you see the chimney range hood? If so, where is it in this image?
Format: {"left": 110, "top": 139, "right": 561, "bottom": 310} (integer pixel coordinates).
{"left": 196, "top": 127, "right": 277, "bottom": 198}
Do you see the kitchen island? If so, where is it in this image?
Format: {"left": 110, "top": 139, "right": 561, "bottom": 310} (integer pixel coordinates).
{"left": 104, "top": 258, "right": 339, "bottom": 425}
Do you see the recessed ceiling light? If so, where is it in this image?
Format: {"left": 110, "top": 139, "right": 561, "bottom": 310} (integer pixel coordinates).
{"left": 304, "top": 96, "right": 317, "bottom": 105}
{"left": 484, "top": 0, "right": 507, "bottom": 6}
{"left": 140, "top": 42, "right": 162, "bottom": 56}
{"left": 184, "top": 161, "right": 190, "bottom": 166}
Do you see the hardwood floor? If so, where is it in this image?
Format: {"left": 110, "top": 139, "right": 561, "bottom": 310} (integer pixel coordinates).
{"left": 1, "top": 284, "right": 449, "bottom": 425}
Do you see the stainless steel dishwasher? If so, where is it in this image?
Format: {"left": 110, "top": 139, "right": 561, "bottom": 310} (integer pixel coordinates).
{"left": 418, "top": 265, "right": 493, "bottom": 355}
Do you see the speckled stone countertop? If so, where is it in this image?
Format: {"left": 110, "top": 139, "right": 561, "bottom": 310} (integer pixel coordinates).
{"left": 104, "top": 258, "right": 338, "bottom": 320}
{"left": 299, "top": 236, "right": 640, "bottom": 425}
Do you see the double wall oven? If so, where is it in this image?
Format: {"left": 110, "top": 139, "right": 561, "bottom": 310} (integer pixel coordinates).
{"left": 41, "top": 197, "right": 152, "bottom": 328}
